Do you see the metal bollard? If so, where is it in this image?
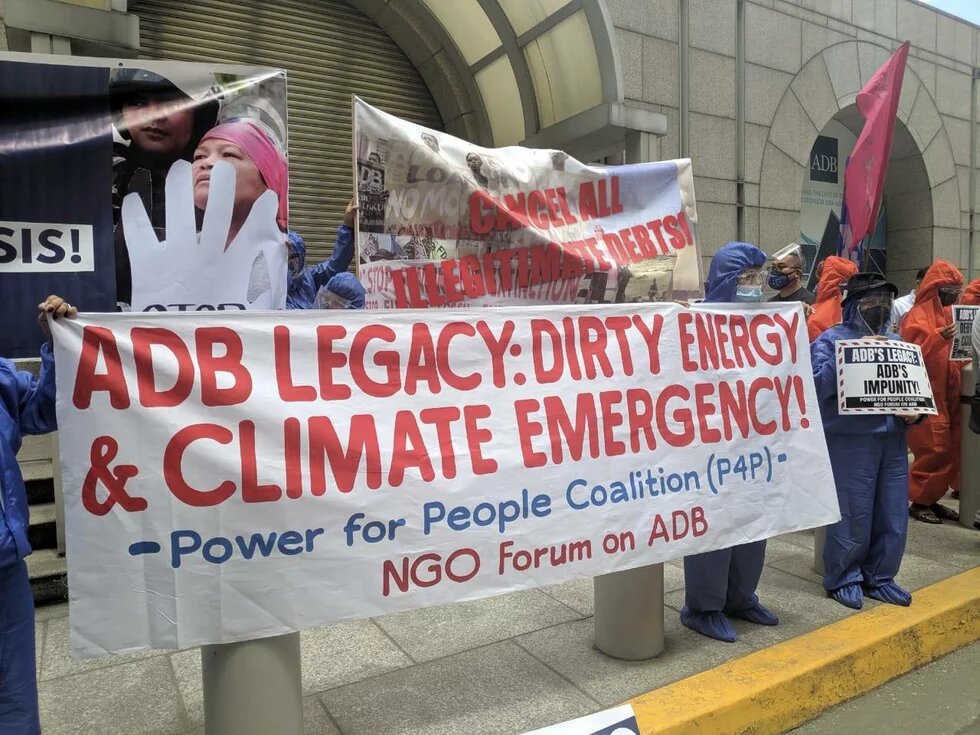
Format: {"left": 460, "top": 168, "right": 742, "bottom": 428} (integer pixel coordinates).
{"left": 812, "top": 527, "right": 826, "bottom": 576}
{"left": 593, "top": 564, "right": 665, "bottom": 660}
{"left": 52, "top": 433, "right": 66, "bottom": 555}
{"left": 959, "top": 363, "right": 980, "bottom": 529}
{"left": 202, "top": 632, "right": 303, "bottom": 735}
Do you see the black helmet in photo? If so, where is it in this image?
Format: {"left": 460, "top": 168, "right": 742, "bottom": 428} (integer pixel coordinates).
{"left": 109, "top": 67, "right": 220, "bottom": 154}
{"left": 110, "top": 68, "right": 186, "bottom": 109}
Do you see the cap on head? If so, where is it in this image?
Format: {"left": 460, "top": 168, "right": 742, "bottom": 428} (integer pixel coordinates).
{"left": 841, "top": 272, "right": 898, "bottom": 306}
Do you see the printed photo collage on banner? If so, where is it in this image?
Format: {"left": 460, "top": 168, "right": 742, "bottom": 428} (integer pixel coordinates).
{"left": 353, "top": 97, "right": 705, "bottom": 310}
{"left": 0, "top": 52, "right": 287, "bottom": 358}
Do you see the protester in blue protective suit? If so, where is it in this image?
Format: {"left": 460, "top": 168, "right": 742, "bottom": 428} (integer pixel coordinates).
{"left": 286, "top": 200, "right": 356, "bottom": 310}
{"left": 319, "top": 271, "right": 366, "bottom": 310}
{"left": 681, "top": 241, "right": 779, "bottom": 643}
{"left": 1, "top": 295, "right": 76, "bottom": 734}
{"left": 811, "top": 273, "right": 921, "bottom": 609}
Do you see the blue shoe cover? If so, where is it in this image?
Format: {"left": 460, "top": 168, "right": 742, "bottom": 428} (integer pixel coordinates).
{"left": 726, "top": 601, "right": 779, "bottom": 626}
{"left": 865, "top": 581, "right": 911, "bottom": 606}
{"left": 680, "top": 606, "right": 737, "bottom": 642}
{"left": 829, "top": 583, "right": 863, "bottom": 609}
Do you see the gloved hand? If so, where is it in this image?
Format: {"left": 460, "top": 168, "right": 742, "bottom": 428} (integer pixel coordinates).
{"left": 122, "top": 160, "right": 286, "bottom": 311}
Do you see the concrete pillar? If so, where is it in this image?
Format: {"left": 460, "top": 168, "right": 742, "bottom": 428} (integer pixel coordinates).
{"left": 813, "top": 527, "right": 825, "bottom": 576}
{"left": 29, "top": 32, "right": 71, "bottom": 54}
{"left": 593, "top": 564, "right": 665, "bottom": 660}
{"left": 592, "top": 130, "right": 667, "bottom": 662}
{"left": 201, "top": 633, "right": 303, "bottom": 735}
{"left": 625, "top": 130, "right": 659, "bottom": 166}
{"left": 960, "top": 363, "right": 980, "bottom": 529}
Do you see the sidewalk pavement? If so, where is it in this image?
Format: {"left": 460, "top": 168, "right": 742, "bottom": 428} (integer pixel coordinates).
{"left": 36, "top": 510, "right": 979, "bottom": 735}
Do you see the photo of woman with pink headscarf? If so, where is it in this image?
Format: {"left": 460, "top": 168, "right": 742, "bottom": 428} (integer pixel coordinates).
{"left": 191, "top": 119, "right": 289, "bottom": 301}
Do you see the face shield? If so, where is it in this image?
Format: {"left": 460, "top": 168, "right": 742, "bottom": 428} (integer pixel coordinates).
{"left": 317, "top": 290, "right": 353, "bottom": 310}
{"left": 857, "top": 291, "right": 895, "bottom": 335}
{"left": 938, "top": 284, "right": 962, "bottom": 307}
{"left": 734, "top": 267, "right": 767, "bottom": 302}
{"left": 767, "top": 242, "right": 807, "bottom": 293}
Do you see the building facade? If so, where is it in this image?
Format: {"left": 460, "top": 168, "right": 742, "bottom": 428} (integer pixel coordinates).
{"left": 2, "top": 0, "right": 977, "bottom": 290}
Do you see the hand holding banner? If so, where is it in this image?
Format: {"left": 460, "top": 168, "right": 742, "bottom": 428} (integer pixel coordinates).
{"left": 122, "top": 160, "right": 286, "bottom": 312}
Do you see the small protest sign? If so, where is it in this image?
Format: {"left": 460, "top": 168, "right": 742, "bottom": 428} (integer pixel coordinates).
{"left": 950, "top": 305, "right": 977, "bottom": 362}
{"left": 519, "top": 705, "right": 639, "bottom": 735}
{"left": 835, "top": 339, "right": 937, "bottom": 414}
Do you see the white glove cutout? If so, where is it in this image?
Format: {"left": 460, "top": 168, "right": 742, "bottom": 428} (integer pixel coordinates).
{"left": 122, "top": 159, "right": 287, "bottom": 311}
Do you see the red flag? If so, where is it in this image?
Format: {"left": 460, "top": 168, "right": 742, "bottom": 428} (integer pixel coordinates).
{"left": 842, "top": 42, "right": 909, "bottom": 251}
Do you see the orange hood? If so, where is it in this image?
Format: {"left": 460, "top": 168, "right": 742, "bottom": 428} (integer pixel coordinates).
{"left": 900, "top": 260, "right": 963, "bottom": 400}
{"left": 961, "top": 278, "right": 980, "bottom": 306}
{"left": 815, "top": 257, "right": 858, "bottom": 303}
{"left": 807, "top": 257, "right": 858, "bottom": 340}
{"left": 913, "top": 259, "right": 963, "bottom": 318}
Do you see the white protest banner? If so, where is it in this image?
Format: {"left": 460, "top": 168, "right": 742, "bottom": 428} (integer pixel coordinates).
{"left": 52, "top": 303, "right": 837, "bottom": 658}
{"left": 950, "top": 305, "right": 977, "bottom": 362}
{"left": 835, "top": 339, "right": 937, "bottom": 415}
{"left": 353, "top": 97, "right": 703, "bottom": 309}
{"left": 520, "top": 705, "right": 639, "bottom": 735}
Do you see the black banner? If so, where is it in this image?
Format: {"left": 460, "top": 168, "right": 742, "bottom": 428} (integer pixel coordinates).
{"left": 0, "top": 61, "right": 115, "bottom": 358}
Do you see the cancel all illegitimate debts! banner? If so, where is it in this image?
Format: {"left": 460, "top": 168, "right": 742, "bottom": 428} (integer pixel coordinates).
{"left": 53, "top": 304, "right": 837, "bottom": 658}
{"left": 353, "top": 98, "right": 704, "bottom": 309}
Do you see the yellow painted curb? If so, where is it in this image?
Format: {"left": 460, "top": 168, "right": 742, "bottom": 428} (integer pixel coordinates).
{"left": 629, "top": 566, "right": 980, "bottom": 735}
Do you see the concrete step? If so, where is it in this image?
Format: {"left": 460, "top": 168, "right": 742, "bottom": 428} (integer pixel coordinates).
{"left": 27, "top": 548, "right": 68, "bottom": 606}
{"left": 17, "top": 432, "right": 54, "bottom": 483}
{"left": 26, "top": 478, "right": 54, "bottom": 506}
{"left": 27, "top": 501, "right": 57, "bottom": 550}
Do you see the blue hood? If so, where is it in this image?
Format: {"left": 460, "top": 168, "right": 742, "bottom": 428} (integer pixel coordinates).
{"left": 704, "top": 241, "right": 767, "bottom": 303}
{"left": 840, "top": 290, "right": 895, "bottom": 335}
{"left": 288, "top": 230, "right": 306, "bottom": 274}
{"left": 326, "top": 272, "right": 366, "bottom": 309}
{"left": 841, "top": 297, "right": 865, "bottom": 332}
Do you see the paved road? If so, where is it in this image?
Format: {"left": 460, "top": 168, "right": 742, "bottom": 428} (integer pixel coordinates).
{"left": 790, "top": 642, "right": 980, "bottom": 734}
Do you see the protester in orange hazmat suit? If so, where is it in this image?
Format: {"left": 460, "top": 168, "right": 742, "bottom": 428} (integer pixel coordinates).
{"left": 946, "top": 279, "right": 980, "bottom": 500}
{"left": 901, "top": 260, "right": 963, "bottom": 524}
{"left": 808, "top": 256, "right": 859, "bottom": 341}
{"left": 961, "top": 279, "right": 980, "bottom": 306}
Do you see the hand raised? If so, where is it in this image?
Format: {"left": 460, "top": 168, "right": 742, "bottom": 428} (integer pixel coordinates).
{"left": 122, "top": 160, "right": 285, "bottom": 311}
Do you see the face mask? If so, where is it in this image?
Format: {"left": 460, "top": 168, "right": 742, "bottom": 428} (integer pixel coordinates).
{"left": 735, "top": 285, "right": 764, "bottom": 303}
{"left": 939, "top": 291, "right": 959, "bottom": 306}
{"left": 768, "top": 271, "right": 793, "bottom": 290}
{"left": 860, "top": 305, "right": 890, "bottom": 334}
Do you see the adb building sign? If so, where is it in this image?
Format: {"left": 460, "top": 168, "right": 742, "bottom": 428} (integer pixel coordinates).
{"left": 809, "top": 136, "right": 839, "bottom": 185}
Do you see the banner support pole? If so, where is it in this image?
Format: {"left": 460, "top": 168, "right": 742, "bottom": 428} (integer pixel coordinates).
{"left": 959, "top": 363, "right": 980, "bottom": 528}
{"left": 813, "top": 526, "right": 826, "bottom": 576}
{"left": 593, "top": 564, "right": 665, "bottom": 660}
{"left": 202, "top": 632, "right": 303, "bottom": 735}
